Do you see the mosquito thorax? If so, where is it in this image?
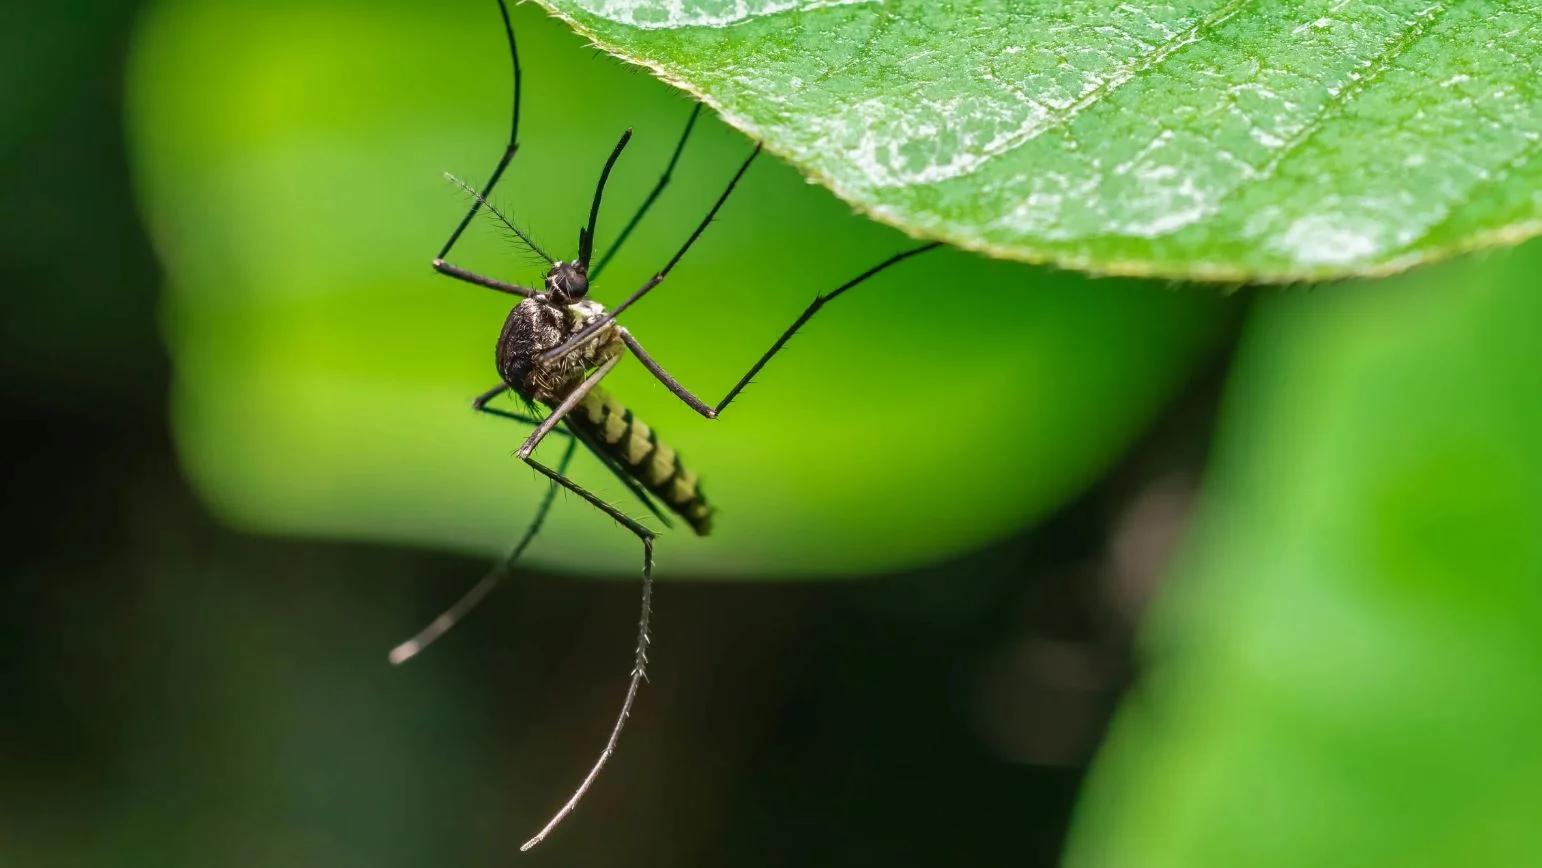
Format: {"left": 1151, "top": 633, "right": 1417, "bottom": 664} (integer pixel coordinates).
{"left": 544, "top": 260, "right": 589, "bottom": 303}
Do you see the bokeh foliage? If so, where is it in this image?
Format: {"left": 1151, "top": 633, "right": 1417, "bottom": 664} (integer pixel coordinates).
{"left": 90, "top": 0, "right": 1542, "bottom": 865}
{"left": 538, "top": 0, "right": 1542, "bottom": 281}
{"left": 127, "top": 0, "right": 1228, "bottom": 576}
{"left": 1069, "top": 244, "right": 1542, "bottom": 866}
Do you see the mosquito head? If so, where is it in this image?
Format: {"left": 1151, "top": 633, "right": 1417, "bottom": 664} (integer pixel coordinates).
{"left": 544, "top": 260, "right": 590, "bottom": 303}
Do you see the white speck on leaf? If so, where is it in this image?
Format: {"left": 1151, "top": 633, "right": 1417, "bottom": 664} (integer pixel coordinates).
{"left": 572, "top": 0, "right": 876, "bottom": 29}
{"left": 1274, "top": 214, "right": 1385, "bottom": 266}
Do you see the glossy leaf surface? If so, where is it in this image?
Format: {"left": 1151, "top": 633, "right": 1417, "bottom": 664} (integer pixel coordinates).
{"left": 538, "top": 0, "right": 1542, "bottom": 280}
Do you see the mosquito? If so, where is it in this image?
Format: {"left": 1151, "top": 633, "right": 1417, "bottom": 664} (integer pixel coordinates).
{"left": 387, "top": 0, "right": 940, "bottom": 851}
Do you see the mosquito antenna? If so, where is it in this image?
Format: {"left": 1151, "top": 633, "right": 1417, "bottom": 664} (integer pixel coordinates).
{"left": 436, "top": 0, "right": 523, "bottom": 262}
{"left": 387, "top": 436, "right": 578, "bottom": 665}
{"left": 578, "top": 129, "right": 634, "bottom": 267}
{"left": 445, "top": 172, "right": 555, "bottom": 265}
{"left": 540, "top": 142, "right": 762, "bottom": 366}
{"left": 592, "top": 103, "right": 702, "bottom": 279}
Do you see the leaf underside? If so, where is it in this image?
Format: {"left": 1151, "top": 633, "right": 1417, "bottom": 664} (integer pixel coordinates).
{"left": 535, "top": 0, "right": 1542, "bottom": 282}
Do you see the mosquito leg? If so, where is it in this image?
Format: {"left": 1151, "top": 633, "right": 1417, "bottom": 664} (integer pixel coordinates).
{"left": 617, "top": 242, "right": 944, "bottom": 418}
{"left": 488, "top": 359, "right": 658, "bottom": 849}
{"left": 388, "top": 435, "right": 579, "bottom": 665}
{"left": 539, "top": 142, "right": 763, "bottom": 366}
{"left": 434, "top": 261, "right": 538, "bottom": 297}
{"left": 617, "top": 329, "right": 716, "bottom": 417}
{"left": 472, "top": 382, "right": 673, "bottom": 528}
{"left": 388, "top": 383, "right": 572, "bottom": 663}
{"left": 516, "top": 451, "right": 656, "bottom": 853}
{"left": 471, "top": 382, "right": 511, "bottom": 410}
{"left": 591, "top": 103, "right": 704, "bottom": 279}
{"left": 391, "top": 366, "right": 661, "bottom": 665}
{"left": 435, "top": 0, "right": 522, "bottom": 265}
{"left": 564, "top": 425, "right": 675, "bottom": 531}
{"left": 515, "top": 355, "right": 621, "bottom": 460}
{"left": 431, "top": 0, "right": 545, "bottom": 298}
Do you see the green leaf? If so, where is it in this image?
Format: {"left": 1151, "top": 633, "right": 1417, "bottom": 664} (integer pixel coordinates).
{"left": 1065, "top": 239, "right": 1542, "bottom": 866}
{"left": 126, "top": 0, "right": 1228, "bottom": 577}
{"left": 534, "top": 0, "right": 1542, "bottom": 282}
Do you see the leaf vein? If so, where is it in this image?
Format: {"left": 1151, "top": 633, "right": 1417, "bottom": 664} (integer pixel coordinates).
{"left": 1012, "top": 0, "right": 1258, "bottom": 146}
{"left": 1237, "top": 0, "right": 1453, "bottom": 192}
{"left": 1396, "top": 130, "right": 1542, "bottom": 257}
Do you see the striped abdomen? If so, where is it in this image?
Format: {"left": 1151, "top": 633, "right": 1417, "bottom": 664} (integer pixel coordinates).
{"left": 564, "top": 386, "right": 712, "bottom": 535}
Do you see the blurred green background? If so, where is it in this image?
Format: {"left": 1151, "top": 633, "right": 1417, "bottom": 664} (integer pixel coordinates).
{"left": 4, "top": 1, "right": 1540, "bottom": 866}
{"left": 127, "top": 0, "right": 1228, "bottom": 576}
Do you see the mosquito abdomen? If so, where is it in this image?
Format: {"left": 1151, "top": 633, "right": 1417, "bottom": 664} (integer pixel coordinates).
{"left": 569, "top": 386, "right": 712, "bottom": 535}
